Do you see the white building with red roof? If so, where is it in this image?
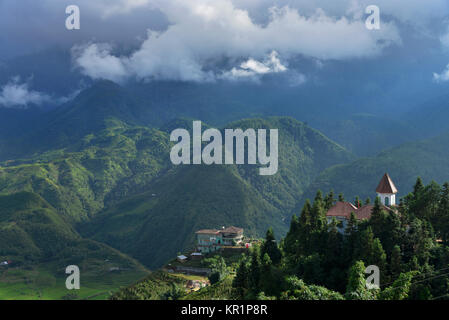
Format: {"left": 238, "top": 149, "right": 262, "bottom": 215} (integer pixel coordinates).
{"left": 325, "top": 173, "right": 397, "bottom": 232}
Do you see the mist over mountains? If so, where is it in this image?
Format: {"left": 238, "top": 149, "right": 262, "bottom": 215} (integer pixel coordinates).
{"left": 1, "top": 0, "right": 449, "bottom": 299}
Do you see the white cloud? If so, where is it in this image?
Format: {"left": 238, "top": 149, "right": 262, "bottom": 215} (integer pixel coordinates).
{"left": 73, "top": 0, "right": 401, "bottom": 83}
{"left": 221, "top": 51, "right": 287, "bottom": 81}
{"left": 0, "top": 77, "right": 79, "bottom": 107}
{"left": 73, "top": 43, "right": 129, "bottom": 83}
{"left": 0, "top": 77, "right": 52, "bottom": 107}
{"left": 433, "top": 64, "right": 449, "bottom": 82}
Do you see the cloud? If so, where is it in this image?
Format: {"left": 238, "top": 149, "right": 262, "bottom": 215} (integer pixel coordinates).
{"left": 72, "top": 43, "right": 129, "bottom": 83}
{"left": 433, "top": 64, "right": 449, "bottom": 82}
{"left": 73, "top": 0, "right": 401, "bottom": 83}
{"left": 221, "top": 51, "right": 288, "bottom": 81}
{"left": 0, "top": 77, "right": 53, "bottom": 107}
{"left": 0, "top": 77, "right": 79, "bottom": 107}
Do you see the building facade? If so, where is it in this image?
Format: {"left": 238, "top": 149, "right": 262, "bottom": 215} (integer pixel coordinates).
{"left": 325, "top": 173, "right": 397, "bottom": 233}
{"left": 195, "top": 226, "right": 244, "bottom": 253}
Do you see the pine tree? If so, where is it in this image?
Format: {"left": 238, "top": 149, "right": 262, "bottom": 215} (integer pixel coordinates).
{"left": 370, "top": 197, "right": 386, "bottom": 239}
{"left": 260, "top": 253, "right": 274, "bottom": 295}
{"left": 261, "top": 228, "right": 282, "bottom": 265}
{"left": 248, "top": 247, "right": 261, "bottom": 293}
{"left": 324, "top": 190, "right": 335, "bottom": 210}
{"left": 413, "top": 177, "right": 424, "bottom": 199}
{"left": 355, "top": 196, "right": 361, "bottom": 208}
{"left": 390, "top": 245, "right": 402, "bottom": 279}
{"left": 233, "top": 255, "right": 249, "bottom": 298}
{"left": 371, "top": 238, "right": 387, "bottom": 284}
{"left": 338, "top": 193, "right": 345, "bottom": 202}
{"left": 439, "top": 182, "right": 449, "bottom": 243}
{"left": 365, "top": 197, "right": 371, "bottom": 205}
{"left": 283, "top": 215, "right": 300, "bottom": 257}
{"left": 343, "top": 212, "right": 358, "bottom": 264}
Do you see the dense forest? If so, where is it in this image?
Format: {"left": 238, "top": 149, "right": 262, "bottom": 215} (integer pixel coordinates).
{"left": 230, "top": 178, "right": 449, "bottom": 300}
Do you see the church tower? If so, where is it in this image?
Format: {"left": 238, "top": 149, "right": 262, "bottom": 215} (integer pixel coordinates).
{"left": 376, "top": 173, "right": 398, "bottom": 206}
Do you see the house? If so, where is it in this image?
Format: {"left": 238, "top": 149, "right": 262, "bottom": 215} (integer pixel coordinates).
{"left": 326, "top": 173, "right": 397, "bottom": 233}
{"left": 195, "top": 226, "right": 244, "bottom": 253}
{"left": 221, "top": 226, "right": 244, "bottom": 245}
{"left": 177, "top": 255, "right": 188, "bottom": 263}
{"left": 191, "top": 252, "right": 203, "bottom": 260}
{"left": 195, "top": 229, "right": 223, "bottom": 253}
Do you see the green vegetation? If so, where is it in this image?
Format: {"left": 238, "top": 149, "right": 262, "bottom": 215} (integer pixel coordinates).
{"left": 229, "top": 179, "right": 449, "bottom": 300}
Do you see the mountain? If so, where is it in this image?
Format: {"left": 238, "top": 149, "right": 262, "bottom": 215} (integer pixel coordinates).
{"left": 80, "top": 116, "right": 354, "bottom": 269}
{"left": 0, "top": 191, "right": 148, "bottom": 299}
{"left": 304, "top": 131, "right": 449, "bottom": 204}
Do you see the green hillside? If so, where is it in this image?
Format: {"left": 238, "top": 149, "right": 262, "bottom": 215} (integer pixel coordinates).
{"left": 80, "top": 117, "right": 354, "bottom": 269}
{"left": 0, "top": 192, "right": 148, "bottom": 299}
{"left": 304, "top": 131, "right": 449, "bottom": 203}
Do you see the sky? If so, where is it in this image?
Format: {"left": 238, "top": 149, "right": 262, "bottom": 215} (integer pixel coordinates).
{"left": 0, "top": 0, "right": 449, "bottom": 107}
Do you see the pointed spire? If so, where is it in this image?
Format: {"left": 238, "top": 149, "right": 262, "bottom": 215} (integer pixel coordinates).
{"left": 376, "top": 173, "right": 398, "bottom": 194}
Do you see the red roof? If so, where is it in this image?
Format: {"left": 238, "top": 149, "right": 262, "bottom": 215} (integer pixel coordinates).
{"left": 195, "top": 229, "right": 220, "bottom": 235}
{"left": 326, "top": 202, "right": 393, "bottom": 221}
{"left": 326, "top": 201, "right": 358, "bottom": 219}
{"left": 376, "top": 173, "right": 398, "bottom": 194}
{"left": 355, "top": 205, "right": 374, "bottom": 220}
{"left": 221, "top": 226, "right": 243, "bottom": 234}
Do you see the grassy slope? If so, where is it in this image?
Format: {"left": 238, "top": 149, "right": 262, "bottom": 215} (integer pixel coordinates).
{"left": 0, "top": 192, "right": 149, "bottom": 299}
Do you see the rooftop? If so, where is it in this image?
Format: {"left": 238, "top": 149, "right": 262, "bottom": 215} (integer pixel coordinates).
{"left": 376, "top": 173, "right": 398, "bottom": 194}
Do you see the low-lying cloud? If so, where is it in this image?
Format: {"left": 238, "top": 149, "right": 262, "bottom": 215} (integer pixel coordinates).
{"left": 0, "top": 77, "right": 52, "bottom": 107}
{"left": 73, "top": 0, "right": 401, "bottom": 83}
{"left": 0, "top": 77, "right": 80, "bottom": 108}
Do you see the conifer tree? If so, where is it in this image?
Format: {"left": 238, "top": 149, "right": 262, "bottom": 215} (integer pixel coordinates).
{"left": 439, "top": 182, "right": 449, "bottom": 243}
{"left": 324, "top": 190, "right": 335, "bottom": 210}
{"left": 283, "top": 215, "right": 300, "bottom": 256}
{"left": 233, "top": 255, "right": 249, "bottom": 298}
{"left": 248, "top": 247, "right": 261, "bottom": 293}
{"left": 261, "top": 228, "right": 282, "bottom": 264}
{"left": 390, "top": 245, "right": 402, "bottom": 279}
{"left": 355, "top": 196, "right": 361, "bottom": 208}
{"left": 260, "top": 253, "right": 274, "bottom": 295}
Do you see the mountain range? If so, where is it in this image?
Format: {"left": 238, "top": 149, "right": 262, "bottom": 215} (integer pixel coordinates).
{"left": 1, "top": 76, "right": 449, "bottom": 296}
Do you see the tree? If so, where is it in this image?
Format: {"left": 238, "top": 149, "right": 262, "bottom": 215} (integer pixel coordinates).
{"left": 233, "top": 255, "right": 249, "bottom": 298}
{"left": 345, "top": 261, "right": 377, "bottom": 300}
{"left": 365, "top": 197, "right": 371, "bottom": 205}
{"left": 338, "top": 193, "right": 345, "bottom": 202}
{"left": 354, "top": 196, "right": 361, "bottom": 208}
{"left": 283, "top": 214, "right": 300, "bottom": 257}
{"left": 438, "top": 182, "right": 449, "bottom": 242}
{"left": 378, "top": 272, "right": 416, "bottom": 300}
{"left": 413, "top": 177, "right": 425, "bottom": 199}
{"left": 248, "top": 247, "right": 261, "bottom": 293}
{"left": 205, "top": 256, "right": 228, "bottom": 284}
{"left": 260, "top": 253, "right": 275, "bottom": 295}
{"left": 343, "top": 212, "right": 359, "bottom": 265}
{"left": 261, "top": 228, "right": 282, "bottom": 264}
{"left": 390, "top": 245, "right": 402, "bottom": 279}
{"left": 324, "top": 190, "right": 335, "bottom": 210}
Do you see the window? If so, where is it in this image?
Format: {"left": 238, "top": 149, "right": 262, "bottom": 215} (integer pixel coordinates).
{"left": 385, "top": 196, "right": 389, "bottom": 206}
